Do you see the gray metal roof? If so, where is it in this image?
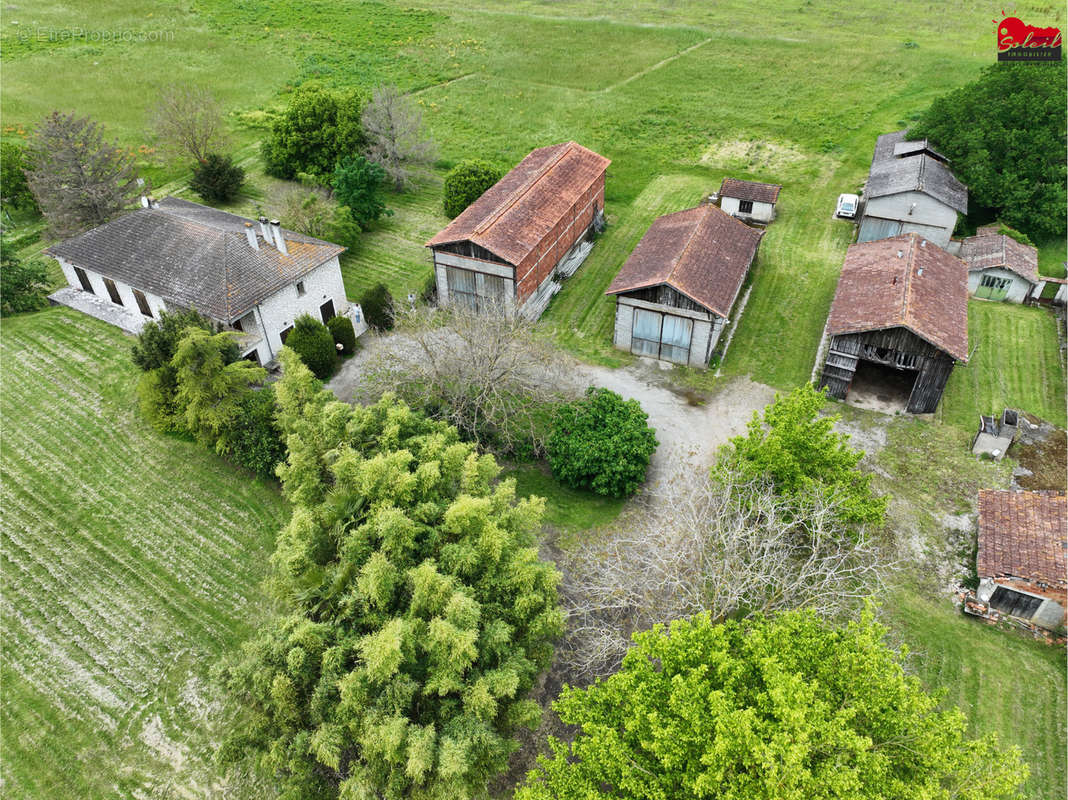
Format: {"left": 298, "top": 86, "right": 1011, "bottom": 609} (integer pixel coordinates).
{"left": 868, "top": 130, "right": 967, "bottom": 214}
{"left": 46, "top": 198, "right": 345, "bottom": 322}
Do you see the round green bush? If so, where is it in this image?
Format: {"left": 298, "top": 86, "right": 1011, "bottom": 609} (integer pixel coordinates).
{"left": 190, "top": 153, "right": 245, "bottom": 202}
{"left": 546, "top": 387, "right": 658, "bottom": 498}
{"left": 284, "top": 314, "right": 336, "bottom": 379}
{"left": 326, "top": 314, "right": 357, "bottom": 355}
{"left": 360, "top": 282, "right": 394, "bottom": 331}
{"left": 443, "top": 159, "right": 503, "bottom": 218}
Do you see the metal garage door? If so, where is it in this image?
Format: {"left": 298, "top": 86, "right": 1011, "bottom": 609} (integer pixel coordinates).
{"left": 857, "top": 217, "right": 902, "bottom": 243}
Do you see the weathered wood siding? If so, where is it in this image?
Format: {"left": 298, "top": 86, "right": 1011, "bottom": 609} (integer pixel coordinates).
{"left": 859, "top": 191, "right": 957, "bottom": 248}
{"left": 819, "top": 326, "right": 957, "bottom": 413}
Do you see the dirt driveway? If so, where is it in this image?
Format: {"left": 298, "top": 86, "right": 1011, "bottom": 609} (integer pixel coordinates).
{"left": 327, "top": 333, "right": 777, "bottom": 481}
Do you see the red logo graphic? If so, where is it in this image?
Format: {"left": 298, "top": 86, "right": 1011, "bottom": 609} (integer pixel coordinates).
{"left": 995, "top": 14, "right": 1062, "bottom": 61}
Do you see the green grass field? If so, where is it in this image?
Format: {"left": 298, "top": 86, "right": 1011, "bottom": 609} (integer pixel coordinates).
{"left": 0, "top": 309, "right": 288, "bottom": 798}
{"left": 3, "top": 0, "right": 1067, "bottom": 797}
{"left": 939, "top": 301, "right": 1067, "bottom": 430}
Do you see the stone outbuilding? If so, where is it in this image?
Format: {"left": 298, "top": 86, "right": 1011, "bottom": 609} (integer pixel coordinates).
{"left": 46, "top": 197, "right": 359, "bottom": 365}
{"left": 717, "top": 177, "right": 781, "bottom": 224}
{"left": 818, "top": 234, "right": 968, "bottom": 414}
{"left": 605, "top": 203, "right": 763, "bottom": 368}
{"left": 426, "top": 141, "right": 610, "bottom": 320}
{"left": 857, "top": 130, "right": 967, "bottom": 249}
{"left": 960, "top": 226, "right": 1040, "bottom": 303}
{"left": 969, "top": 489, "right": 1067, "bottom": 633}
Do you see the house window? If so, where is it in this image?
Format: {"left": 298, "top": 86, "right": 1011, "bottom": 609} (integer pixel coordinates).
{"left": 103, "top": 277, "right": 123, "bottom": 306}
{"left": 446, "top": 266, "right": 508, "bottom": 312}
{"left": 74, "top": 266, "right": 94, "bottom": 294}
{"left": 320, "top": 299, "right": 336, "bottom": 324}
{"left": 989, "top": 586, "right": 1043, "bottom": 620}
{"left": 738, "top": 200, "right": 754, "bottom": 214}
{"left": 980, "top": 275, "right": 1011, "bottom": 291}
{"left": 280, "top": 325, "right": 294, "bottom": 344}
{"left": 631, "top": 308, "right": 693, "bottom": 365}
{"left": 296, "top": 281, "right": 306, "bottom": 297}
{"left": 133, "top": 289, "right": 152, "bottom": 318}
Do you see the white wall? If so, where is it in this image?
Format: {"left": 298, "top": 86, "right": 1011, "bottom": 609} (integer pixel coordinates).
{"left": 720, "top": 197, "right": 775, "bottom": 223}
{"left": 862, "top": 192, "right": 958, "bottom": 248}
{"left": 967, "top": 267, "right": 1035, "bottom": 303}
{"left": 252, "top": 256, "right": 349, "bottom": 363}
{"left": 612, "top": 296, "right": 718, "bottom": 368}
{"left": 56, "top": 256, "right": 167, "bottom": 319}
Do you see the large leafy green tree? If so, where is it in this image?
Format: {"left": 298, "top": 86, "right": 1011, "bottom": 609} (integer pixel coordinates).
{"left": 261, "top": 85, "right": 366, "bottom": 180}
{"left": 517, "top": 610, "right": 1027, "bottom": 800}
{"left": 333, "top": 155, "right": 391, "bottom": 229}
{"left": 442, "top": 159, "right": 503, "bottom": 218}
{"left": 909, "top": 60, "right": 1066, "bottom": 239}
{"left": 718, "top": 384, "right": 886, "bottom": 529}
{"left": 0, "top": 249, "right": 49, "bottom": 315}
{"left": 218, "top": 349, "right": 562, "bottom": 800}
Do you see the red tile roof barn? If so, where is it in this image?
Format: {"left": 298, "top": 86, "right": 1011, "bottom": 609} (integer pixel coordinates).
{"left": 718, "top": 178, "right": 781, "bottom": 205}
{"left": 978, "top": 490, "right": 1067, "bottom": 586}
{"left": 426, "top": 142, "right": 610, "bottom": 266}
{"left": 826, "top": 234, "right": 969, "bottom": 362}
{"left": 960, "top": 232, "right": 1039, "bottom": 285}
{"left": 604, "top": 204, "right": 763, "bottom": 317}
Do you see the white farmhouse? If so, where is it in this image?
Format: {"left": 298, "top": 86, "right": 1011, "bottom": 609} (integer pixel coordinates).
{"left": 717, "top": 177, "right": 781, "bottom": 224}
{"left": 46, "top": 197, "right": 364, "bottom": 365}
{"left": 857, "top": 131, "right": 968, "bottom": 249}
{"left": 960, "top": 226, "right": 1040, "bottom": 303}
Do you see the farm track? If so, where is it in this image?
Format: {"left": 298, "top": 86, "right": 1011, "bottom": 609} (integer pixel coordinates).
{"left": 1, "top": 309, "right": 287, "bottom": 798}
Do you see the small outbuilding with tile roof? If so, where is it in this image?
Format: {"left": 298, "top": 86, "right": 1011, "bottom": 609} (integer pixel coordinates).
{"left": 818, "top": 233, "right": 968, "bottom": 414}
{"left": 718, "top": 177, "right": 782, "bottom": 224}
{"left": 973, "top": 489, "right": 1067, "bottom": 631}
{"left": 605, "top": 203, "right": 763, "bottom": 368}
{"left": 46, "top": 197, "right": 357, "bottom": 365}
{"left": 426, "top": 141, "right": 610, "bottom": 320}
{"left": 960, "top": 226, "right": 1040, "bottom": 303}
{"left": 857, "top": 130, "right": 968, "bottom": 249}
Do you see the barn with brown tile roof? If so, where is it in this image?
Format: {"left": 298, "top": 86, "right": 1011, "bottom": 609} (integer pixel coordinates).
{"left": 605, "top": 203, "right": 763, "bottom": 368}
{"left": 426, "top": 142, "right": 610, "bottom": 319}
{"left": 974, "top": 490, "right": 1067, "bottom": 630}
{"left": 818, "top": 234, "right": 968, "bottom": 414}
{"left": 961, "top": 231, "right": 1040, "bottom": 303}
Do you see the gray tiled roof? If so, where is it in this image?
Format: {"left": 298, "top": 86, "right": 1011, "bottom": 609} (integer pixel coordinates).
{"left": 868, "top": 130, "right": 968, "bottom": 214}
{"left": 46, "top": 198, "right": 344, "bottom": 322}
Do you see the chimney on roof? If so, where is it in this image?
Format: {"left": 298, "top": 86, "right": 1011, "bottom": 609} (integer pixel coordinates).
{"left": 270, "top": 219, "right": 288, "bottom": 255}
{"left": 259, "top": 216, "right": 271, "bottom": 241}
{"left": 244, "top": 222, "right": 259, "bottom": 250}
{"left": 920, "top": 239, "right": 927, "bottom": 247}
{"left": 148, "top": 196, "right": 159, "bottom": 209}
{"left": 140, "top": 195, "right": 150, "bottom": 209}
{"left": 897, "top": 250, "right": 904, "bottom": 258}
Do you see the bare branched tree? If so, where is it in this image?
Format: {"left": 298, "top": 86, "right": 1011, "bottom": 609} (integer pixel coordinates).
{"left": 358, "top": 302, "right": 575, "bottom": 456}
{"left": 25, "top": 112, "right": 140, "bottom": 236}
{"left": 152, "top": 85, "right": 230, "bottom": 164}
{"left": 278, "top": 187, "right": 334, "bottom": 238}
{"left": 361, "top": 85, "right": 436, "bottom": 191}
{"left": 558, "top": 469, "right": 894, "bottom": 681}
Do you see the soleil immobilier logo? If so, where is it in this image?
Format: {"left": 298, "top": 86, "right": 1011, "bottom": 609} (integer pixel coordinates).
{"left": 995, "top": 14, "right": 1062, "bottom": 61}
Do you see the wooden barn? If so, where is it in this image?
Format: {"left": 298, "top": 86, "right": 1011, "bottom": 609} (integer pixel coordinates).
{"left": 426, "top": 142, "right": 610, "bottom": 319}
{"left": 819, "top": 234, "right": 968, "bottom": 414}
{"left": 717, "top": 177, "right": 781, "bottom": 224}
{"left": 605, "top": 203, "right": 763, "bottom": 368}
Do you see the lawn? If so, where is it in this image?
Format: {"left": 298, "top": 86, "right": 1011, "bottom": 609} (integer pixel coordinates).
{"left": 0, "top": 308, "right": 288, "bottom": 798}
{"left": 939, "top": 301, "right": 1067, "bottom": 431}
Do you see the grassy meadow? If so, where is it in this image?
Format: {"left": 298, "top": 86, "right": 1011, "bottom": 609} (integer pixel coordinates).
{"left": 0, "top": 309, "right": 288, "bottom": 798}
{"left": 3, "top": 0, "right": 1067, "bottom": 797}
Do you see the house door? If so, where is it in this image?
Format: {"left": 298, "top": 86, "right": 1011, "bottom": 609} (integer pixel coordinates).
{"left": 976, "top": 273, "right": 1011, "bottom": 300}
{"left": 320, "top": 299, "right": 336, "bottom": 324}
{"left": 103, "top": 278, "right": 123, "bottom": 306}
{"left": 133, "top": 289, "right": 152, "bottom": 317}
{"left": 74, "top": 266, "right": 94, "bottom": 293}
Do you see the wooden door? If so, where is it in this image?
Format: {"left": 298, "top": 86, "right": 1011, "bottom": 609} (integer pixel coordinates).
{"left": 319, "top": 299, "right": 336, "bottom": 324}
